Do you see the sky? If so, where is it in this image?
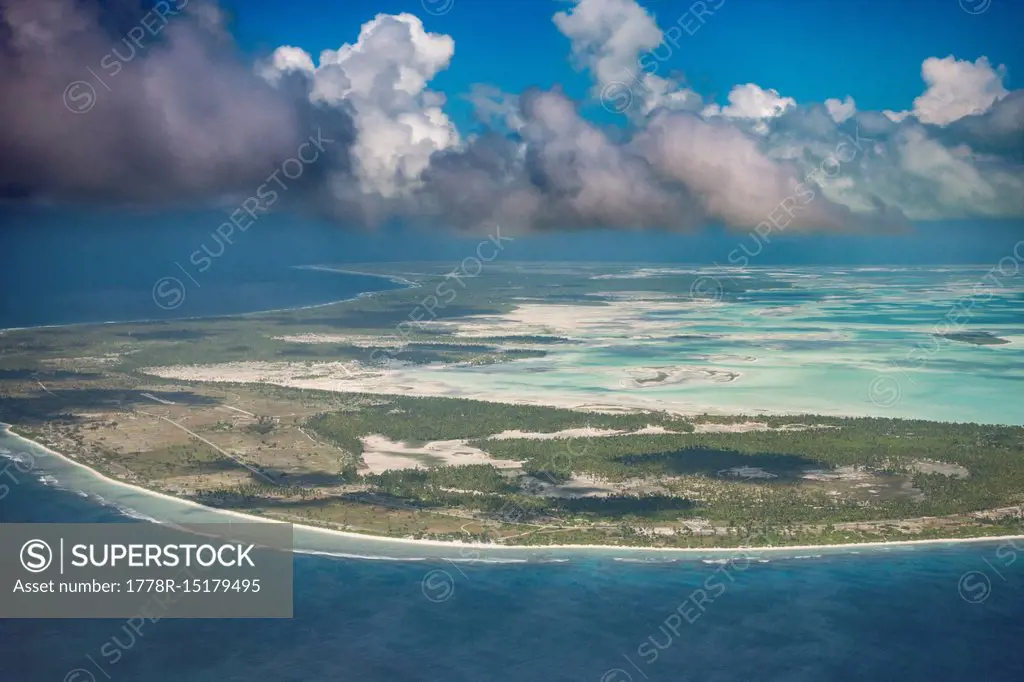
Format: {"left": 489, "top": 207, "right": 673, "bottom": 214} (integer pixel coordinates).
{"left": 0, "top": 0, "right": 1022, "bottom": 265}
{"left": 231, "top": 0, "right": 1024, "bottom": 121}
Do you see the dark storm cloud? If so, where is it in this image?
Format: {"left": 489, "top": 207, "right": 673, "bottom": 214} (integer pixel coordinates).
{"left": 0, "top": 0, "right": 353, "bottom": 205}
{"left": 939, "top": 91, "right": 1024, "bottom": 162}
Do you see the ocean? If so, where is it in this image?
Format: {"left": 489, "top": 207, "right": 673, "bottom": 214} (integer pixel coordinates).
{"left": 2, "top": 261, "right": 1024, "bottom": 681}
{"left": 0, "top": 263, "right": 403, "bottom": 330}
{"left": 2, "top": 431, "right": 1023, "bottom": 682}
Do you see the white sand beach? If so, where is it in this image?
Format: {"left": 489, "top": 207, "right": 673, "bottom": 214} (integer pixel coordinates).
{"left": 5, "top": 424, "right": 1023, "bottom": 562}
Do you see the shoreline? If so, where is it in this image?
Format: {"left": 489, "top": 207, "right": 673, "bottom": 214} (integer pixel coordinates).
{"left": 0, "top": 265, "right": 414, "bottom": 333}
{"left": 4, "top": 424, "right": 1023, "bottom": 559}
{"left": 294, "top": 264, "right": 423, "bottom": 290}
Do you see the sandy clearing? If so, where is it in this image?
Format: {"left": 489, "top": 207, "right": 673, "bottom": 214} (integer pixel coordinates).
{"left": 694, "top": 422, "right": 773, "bottom": 433}
{"left": 693, "top": 422, "right": 838, "bottom": 434}
{"left": 909, "top": 460, "right": 970, "bottom": 478}
{"left": 801, "top": 466, "right": 874, "bottom": 482}
{"left": 274, "top": 334, "right": 405, "bottom": 348}
{"left": 487, "top": 425, "right": 681, "bottom": 440}
{"left": 487, "top": 427, "right": 623, "bottom": 440}
{"left": 359, "top": 435, "right": 524, "bottom": 475}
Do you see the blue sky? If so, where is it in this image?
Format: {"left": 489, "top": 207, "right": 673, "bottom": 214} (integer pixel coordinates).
{"left": 230, "top": 0, "right": 1024, "bottom": 128}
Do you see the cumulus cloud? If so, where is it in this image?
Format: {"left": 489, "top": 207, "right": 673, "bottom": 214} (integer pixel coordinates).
{"left": 553, "top": 0, "right": 704, "bottom": 118}
{"left": 884, "top": 56, "right": 1010, "bottom": 126}
{"left": 883, "top": 110, "right": 912, "bottom": 123}
{"left": 2, "top": 0, "right": 1021, "bottom": 233}
{"left": 635, "top": 111, "right": 874, "bottom": 230}
{"left": 465, "top": 85, "right": 526, "bottom": 133}
{"left": 825, "top": 96, "right": 857, "bottom": 124}
{"left": 912, "top": 56, "right": 1009, "bottom": 125}
{"left": 261, "top": 14, "right": 459, "bottom": 199}
{"left": 703, "top": 84, "right": 796, "bottom": 120}
{"left": 553, "top": 0, "right": 662, "bottom": 100}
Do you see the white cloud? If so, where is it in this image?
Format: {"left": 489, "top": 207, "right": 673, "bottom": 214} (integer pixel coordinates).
{"left": 897, "top": 127, "right": 995, "bottom": 207}
{"left": 884, "top": 55, "right": 1010, "bottom": 126}
{"left": 256, "top": 46, "right": 314, "bottom": 83}
{"left": 825, "top": 96, "right": 856, "bottom": 123}
{"left": 703, "top": 84, "right": 795, "bottom": 120}
{"left": 638, "top": 74, "right": 703, "bottom": 115}
{"left": 466, "top": 85, "right": 525, "bottom": 132}
{"left": 912, "top": 56, "right": 1008, "bottom": 126}
{"left": 883, "top": 109, "right": 911, "bottom": 123}
{"left": 635, "top": 112, "right": 860, "bottom": 230}
{"left": 259, "top": 0, "right": 1024, "bottom": 229}
{"left": 552, "top": 0, "right": 704, "bottom": 119}
{"left": 261, "top": 13, "right": 459, "bottom": 198}
{"left": 518, "top": 91, "right": 694, "bottom": 228}
{"left": 553, "top": 0, "right": 662, "bottom": 97}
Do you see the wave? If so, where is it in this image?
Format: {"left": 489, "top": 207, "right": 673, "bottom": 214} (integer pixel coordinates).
{"left": 294, "top": 549, "right": 535, "bottom": 565}
{"left": 113, "top": 505, "right": 162, "bottom": 523}
{"left": 295, "top": 549, "right": 430, "bottom": 562}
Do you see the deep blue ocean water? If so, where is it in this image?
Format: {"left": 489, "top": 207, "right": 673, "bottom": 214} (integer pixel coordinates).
{"left": 2, "top": 473, "right": 1023, "bottom": 682}
{"left": 0, "top": 266, "right": 403, "bottom": 330}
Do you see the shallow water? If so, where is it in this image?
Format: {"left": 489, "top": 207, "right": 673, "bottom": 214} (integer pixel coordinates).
{"left": 371, "top": 265, "right": 1024, "bottom": 425}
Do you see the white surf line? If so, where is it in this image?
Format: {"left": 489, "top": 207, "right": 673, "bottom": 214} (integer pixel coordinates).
{"left": 295, "top": 264, "right": 421, "bottom": 289}
{"left": 140, "top": 392, "right": 176, "bottom": 405}
{"left": 134, "top": 409, "right": 276, "bottom": 486}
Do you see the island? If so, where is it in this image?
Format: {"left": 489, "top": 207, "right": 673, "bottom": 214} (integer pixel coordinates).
{"left": 1, "top": 262, "right": 1021, "bottom": 549}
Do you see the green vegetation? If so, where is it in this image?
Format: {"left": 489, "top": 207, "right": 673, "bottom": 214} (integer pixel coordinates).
{"left": 304, "top": 396, "right": 1024, "bottom": 541}
{"left": 247, "top": 415, "right": 277, "bottom": 436}
{"left": 362, "top": 464, "right": 516, "bottom": 495}
{"left": 116, "top": 442, "right": 240, "bottom": 480}
{"left": 469, "top": 418, "right": 1024, "bottom": 520}
{"left": 305, "top": 393, "right": 692, "bottom": 455}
